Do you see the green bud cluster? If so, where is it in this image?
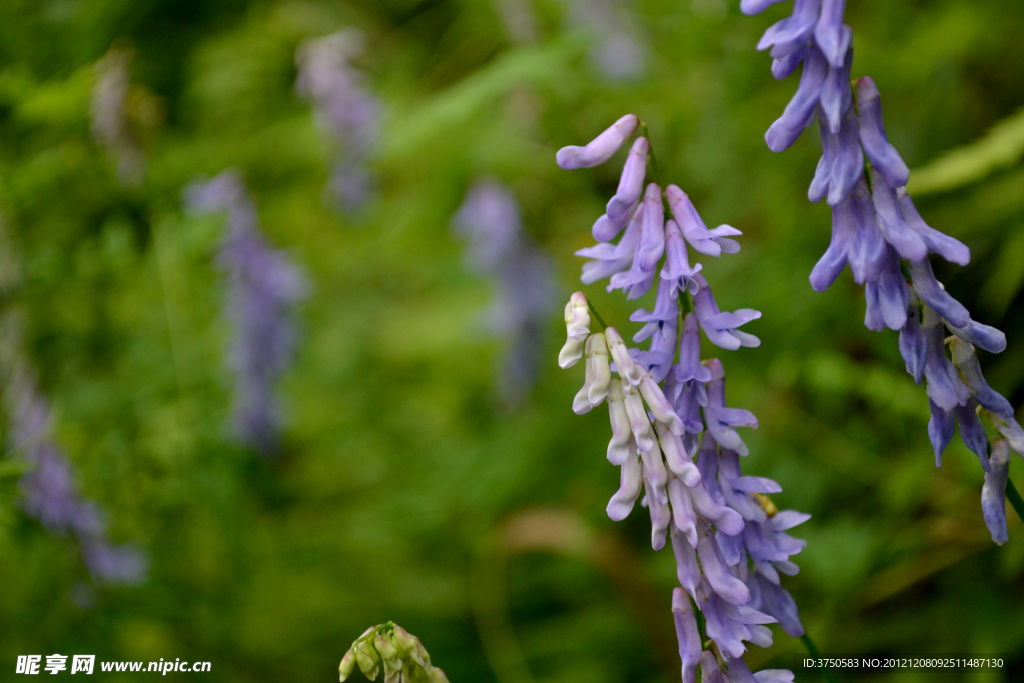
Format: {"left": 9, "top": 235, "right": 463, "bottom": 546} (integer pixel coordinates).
{"left": 339, "top": 623, "right": 450, "bottom": 683}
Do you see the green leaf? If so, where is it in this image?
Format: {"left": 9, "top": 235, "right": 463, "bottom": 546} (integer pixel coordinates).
{"left": 909, "top": 106, "right": 1024, "bottom": 196}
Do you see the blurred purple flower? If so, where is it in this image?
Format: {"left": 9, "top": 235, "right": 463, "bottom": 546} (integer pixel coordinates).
{"left": 567, "top": 0, "right": 647, "bottom": 81}
{"left": 452, "top": 180, "right": 555, "bottom": 403}
{"left": 746, "top": 2, "right": 1019, "bottom": 537}
{"left": 5, "top": 361, "right": 146, "bottom": 585}
{"left": 185, "top": 170, "right": 309, "bottom": 454}
{"left": 296, "top": 30, "right": 381, "bottom": 213}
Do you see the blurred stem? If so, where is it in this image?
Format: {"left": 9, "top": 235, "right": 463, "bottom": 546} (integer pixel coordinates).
{"left": 153, "top": 218, "right": 195, "bottom": 490}
{"left": 801, "top": 634, "right": 837, "bottom": 683}
{"left": 1006, "top": 480, "right": 1024, "bottom": 524}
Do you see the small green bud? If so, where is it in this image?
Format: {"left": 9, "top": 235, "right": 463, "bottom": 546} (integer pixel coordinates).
{"left": 354, "top": 640, "right": 381, "bottom": 681}
{"left": 374, "top": 633, "right": 400, "bottom": 663}
{"left": 391, "top": 626, "right": 417, "bottom": 656}
{"left": 430, "top": 666, "right": 450, "bottom": 683}
{"left": 339, "top": 650, "right": 356, "bottom": 681}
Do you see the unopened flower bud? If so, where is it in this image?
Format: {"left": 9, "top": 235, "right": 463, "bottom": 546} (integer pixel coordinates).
{"left": 354, "top": 640, "right": 381, "bottom": 680}
{"left": 622, "top": 379, "right": 656, "bottom": 452}
{"left": 982, "top": 439, "right": 1011, "bottom": 545}
{"left": 605, "top": 327, "right": 641, "bottom": 384}
{"left": 374, "top": 633, "right": 399, "bottom": 662}
{"left": 638, "top": 368, "right": 684, "bottom": 435}
{"left": 430, "top": 667, "right": 450, "bottom": 683}
{"left": 565, "top": 292, "right": 590, "bottom": 341}
{"left": 339, "top": 650, "right": 356, "bottom": 681}
{"left": 606, "top": 380, "right": 631, "bottom": 464}
{"left": 556, "top": 114, "right": 639, "bottom": 170}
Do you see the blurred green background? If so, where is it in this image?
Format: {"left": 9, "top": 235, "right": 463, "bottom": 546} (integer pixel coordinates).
{"left": 0, "top": 0, "right": 1023, "bottom": 681}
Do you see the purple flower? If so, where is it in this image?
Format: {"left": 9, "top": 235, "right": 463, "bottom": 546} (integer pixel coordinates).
{"left": 566, "top": 0, "right": 647, "bottom": 81}
{"left": 296, "top": 31, "right": 380, "bottom": 212}
{"left": 453, "top": 181, "right": 556, "bottom": 402}
{"left": 185, "top": 170, "right": 308, "bottom": 454}
{"left": 746, "top": 1, "right": 1017, "bottom": 540}
{"left": 6, "top": 361, "right": 146, "bottom": 585}
{"left": 557, "top": 118, "right": 804, "bottom": 680}
{"left": 982, "top": 440, "right": 1011, "bottom": 545}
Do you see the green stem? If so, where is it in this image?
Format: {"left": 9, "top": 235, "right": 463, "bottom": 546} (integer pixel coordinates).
{"left": 1006, "top": 479, "right": 1024, "bottom": 525}
{"left": 639, "top": 122, "right": 660, "bottom": 186}
{"left": 801, "top": 634, "right": 837, "bottom": 683}
{"left": 587, "top": 300, "right": 608, "bottom": 331}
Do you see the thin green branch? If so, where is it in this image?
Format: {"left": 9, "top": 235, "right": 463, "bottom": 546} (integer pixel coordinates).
{"left": 587, "top": 300, "right": 608, "bottom": 331}
{"left": 801, "top": 633, "right": 837, "bottom": 683}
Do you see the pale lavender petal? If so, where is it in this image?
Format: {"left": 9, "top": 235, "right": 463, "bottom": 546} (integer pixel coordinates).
{"left": 855, "top": 77, "right": 910, "bottom": 188}
{"left": 810, "top": 194, "right": 854, "bottom": 291}
{"left": 982, "top": 440, "right": 1010, "bottom": 545}
{"left": 672, "top": 588, "right": 701, "bottom": 683}
{"left": 897, "top": 190, "right": 970, "bottom": 266}
{"left": 928, "top": 399, "right": 955, "bottom": 467}
{"left": 908, "top": 259, "right": 970, "bottom": 328}
{"left": 814, "top": 0, "right": 849, "bottom": 67}
{"left": 953, "top": 403, "right": 990, "bottom": 470}
{"left": 607, "top": 450, "right": 643, "bottom": 521}
{"left": 765, "top": 48, "right": 828, "bottom": 152}
{"left": 819, "top": 38, "right": 852, "bottom": 134}
{"left": 826, "top": 108, "right": 864, "bottom": 206}
{"left": 898, "top": 303, "right": 927, "bottom": 384}
{"left": 556, "top": 114, "right": 639, "bottom": 169}
{"left": 606, "top": 137, "right": 649, "bottom": 224}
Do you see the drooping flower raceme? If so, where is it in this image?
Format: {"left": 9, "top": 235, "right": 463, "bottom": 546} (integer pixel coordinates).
{"left": 558, "top": 116, "right": 803, "bottom": 682}
{"left": 3, "top": 353, "right": 146, "bottom": 584}
{"left": 185, "top": 170, "right": 309, "bottom": 455}
{"left": 452, "top": 180, "right": 555, "bottom": 403}
{"left": 296, "top": 30, "right": 381, "bottom": 213}
{"left": 744, "top": 0, "right": 1020, "bottom": 544}
{"left": 339, "top": 622, "right": 450, "bottom": 683}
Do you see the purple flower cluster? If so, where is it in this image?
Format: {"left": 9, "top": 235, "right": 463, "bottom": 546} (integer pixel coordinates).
{"left": 5, "top": 361, "right": 146, "bottom": 584}
{"left": 745, "top": 0, "right": 1021, "bottom": 543}
{"left": 452, "top": 180, "right": 555, "bottom": 404}
{"left": 558, "top": 116, "right": 804, "bottom": 682}
{"left": 295, "top": 30, "right": 380, "bottom": 213}
{"left": 185, "top": 170, "right": 308, "bottom": 454}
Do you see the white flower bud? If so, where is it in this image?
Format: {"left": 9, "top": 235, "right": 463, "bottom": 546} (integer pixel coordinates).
{"left": 605, "top": 327, "right": 641, "bottom": 385}
{"left": 587, "top": 332, "right": 611, "bottom": 406}
{"left": 606, "top": 380, "right": 631, "bottom": 465}
{"left": 622, "top": 379, "right": 656, "bottom": 452}
{"left": 558, "top": 338, "right": 585, "bottom": 369}
{"left": 572, "top": 343, "right": 596, "bottom": 414}
{"left": 656, "top": 422, "right": 701, "bottom": 486}
{"left": 607, "top": 446, "right": 643, "bottom": 521}
{"left": 565, "top": 291, "right": 591, "bottom": 341}
{"left": 638, "top": 368, "right": 684, "bottom": 435}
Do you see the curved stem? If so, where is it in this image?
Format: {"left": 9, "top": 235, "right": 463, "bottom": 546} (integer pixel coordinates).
{"left": 586, "top": 300, "right": 608, "bottom": 331}
{"left": 800, "top": 633, "right": 837, "bottom": 683}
